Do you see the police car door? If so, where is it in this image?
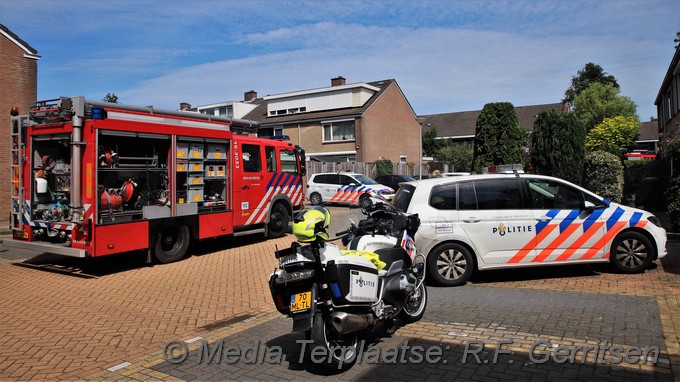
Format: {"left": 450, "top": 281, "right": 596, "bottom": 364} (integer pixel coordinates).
{"left": 522, "top": 178, "right": 606, "bottom": 263}
{"left": 458, "top": 179, "right": 536, "bottom": 265}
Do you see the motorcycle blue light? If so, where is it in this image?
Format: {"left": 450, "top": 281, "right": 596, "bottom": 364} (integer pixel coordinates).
{"left": 331, "top": 283, "right": 341, "bottom": 298}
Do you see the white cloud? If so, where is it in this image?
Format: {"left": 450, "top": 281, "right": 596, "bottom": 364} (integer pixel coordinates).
{"left": 120, "top": 21, "right": 673, "bottom": 119}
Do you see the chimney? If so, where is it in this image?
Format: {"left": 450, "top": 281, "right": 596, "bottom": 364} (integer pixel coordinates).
{"left": 179, "top": 102, "right": 191, "bottom": 111}
{"left": 562, "top": 101, "right": 571, "bottom": 113}
{"left": 244, "top": 90, "right": 257, "bottom": 102}
{"left": 331, "top": 76, "right": 346, "bottom": 87}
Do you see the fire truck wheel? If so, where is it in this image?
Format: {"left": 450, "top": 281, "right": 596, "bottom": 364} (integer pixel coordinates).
{"left": 154, "top": 225, "right": 190, "bottom": 263}
{"left": 267, "top": 203, "right": 290, "bottom": 238}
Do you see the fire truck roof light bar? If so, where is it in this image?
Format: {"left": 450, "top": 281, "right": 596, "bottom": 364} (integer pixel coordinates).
{"left": 86, "top": 99, "right": 260, "bottom": 132}
{"left": 29, "top": 96, "right": 260, "bottom": 133}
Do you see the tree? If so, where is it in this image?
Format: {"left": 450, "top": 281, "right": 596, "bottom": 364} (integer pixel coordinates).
{"left": 422, "top": 124, "right": 441, "bottom": 157}
{"left": 103, "top": 93, "right": 119, "bottom": 103}
{"left": 675, "top": 31, "right": 680, "bottom": 48}
{"left": 573, "top": 83, "right": 637, "bottom": 131}
{"left": 585, "top": 116, "right": 640, "bottom": 158}
{"left": 472, "top": 102, "right": 525, "bottom": 173}
{"left": 530, "top": 110, "right": 586, "bottom": 184}
{"left": 435, "top": 142, "right": 473, "bottom": 173}
{"left": 563, "top": 62, "right": 619, "bottom": 105}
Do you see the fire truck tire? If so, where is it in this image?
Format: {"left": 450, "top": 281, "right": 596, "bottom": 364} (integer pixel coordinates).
{"left": 154, "top": 225, "right": 190, "bottom": 263}
{"left": 267, "top": 203, "right": 290, "bottom": 238}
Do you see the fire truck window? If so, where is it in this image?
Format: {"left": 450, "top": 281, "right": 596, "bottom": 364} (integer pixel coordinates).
{"left": 242, "top": 144, "right": 261, "bottom": 173}
{"left": 265, "top": 146, "right": 276, "bottom": 172}
{"left": 280, "top": 150, "right": 297, "bottom": 173}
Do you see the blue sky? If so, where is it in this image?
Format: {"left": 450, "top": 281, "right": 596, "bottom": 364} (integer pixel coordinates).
{"left": 2, "top": 0, "right": 678, "bottom": 120}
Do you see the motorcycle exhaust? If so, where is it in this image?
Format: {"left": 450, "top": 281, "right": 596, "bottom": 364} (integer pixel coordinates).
{"left": 330, "top": 312, "right": 378, "bottom": 334}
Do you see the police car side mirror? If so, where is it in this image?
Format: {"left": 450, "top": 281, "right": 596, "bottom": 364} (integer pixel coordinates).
{"left": 583, "top": 201, "right": 596, "bottom": 214}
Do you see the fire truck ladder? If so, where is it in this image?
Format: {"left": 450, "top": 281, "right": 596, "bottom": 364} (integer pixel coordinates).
{"left": 10, "top": 115, "right": 28, "bottom": 231}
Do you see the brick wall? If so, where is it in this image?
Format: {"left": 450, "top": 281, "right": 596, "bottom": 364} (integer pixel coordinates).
{"left": 361, "top": 82, "right": 420, "bottom": 164}
{"left": 0, "top": 34, "right": 38, "bottom": 223}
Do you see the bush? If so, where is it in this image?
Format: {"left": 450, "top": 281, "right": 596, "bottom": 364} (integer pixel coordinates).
{"left": 583, "top": 151, "right": 623, "bottom": 203}
{"left": 375, "top": 159, "right": 393, "bottom": 176}
{"left": 665, "top": 176, "right": 680, "bottom": 232}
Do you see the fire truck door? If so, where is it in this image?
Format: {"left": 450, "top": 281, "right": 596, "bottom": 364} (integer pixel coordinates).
{"left": 234, "top": 142, "right": 268, "bottom": 226}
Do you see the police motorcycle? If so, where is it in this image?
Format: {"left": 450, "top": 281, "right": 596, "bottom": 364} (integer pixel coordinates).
{"left": 268, "top": 200, "right": 427, "bottom": 370}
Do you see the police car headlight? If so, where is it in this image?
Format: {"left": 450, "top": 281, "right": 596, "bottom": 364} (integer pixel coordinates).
{"left": 648, "top": 215, "right": 663, "bottom": 228}
{"left": 379, "top": 188, "right": 394, "bottom": 194}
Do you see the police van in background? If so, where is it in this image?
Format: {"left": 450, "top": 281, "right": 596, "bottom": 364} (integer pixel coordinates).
{"left": 392, "top": 172, "right": 667, "bottom": 286}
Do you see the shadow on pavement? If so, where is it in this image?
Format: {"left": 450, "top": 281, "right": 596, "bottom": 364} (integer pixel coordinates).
{"left": 5, "top": 231, "right": 284, "bottom": 278}
{"left": 468, "top": 263, "right": 620, "bottom": 285}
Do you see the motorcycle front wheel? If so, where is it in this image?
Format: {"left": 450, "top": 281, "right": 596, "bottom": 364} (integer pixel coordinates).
{"left": 398, "top": 282, "right": 427, "bottom": 324}
{"left": 310, "top": 313, "right": 359, "bottom": 370}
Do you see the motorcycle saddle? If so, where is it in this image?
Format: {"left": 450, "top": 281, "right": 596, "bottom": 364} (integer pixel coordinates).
{"left": 374, "top": 247, "right": 412, "bottom": 272}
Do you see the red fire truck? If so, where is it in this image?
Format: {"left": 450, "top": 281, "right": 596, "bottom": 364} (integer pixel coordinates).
{"left": 3, "top": 96, "right": 306, "bottom": 263}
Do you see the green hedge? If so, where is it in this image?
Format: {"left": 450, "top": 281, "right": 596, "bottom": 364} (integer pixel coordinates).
{"left": 666, "top": 176, "right": 680, "bottom": 232}
{"left": 583, "top": 151, "right": 623, "bottom": 203}
{"left": 375, "top": 159, "right": 393, "bottom": 176}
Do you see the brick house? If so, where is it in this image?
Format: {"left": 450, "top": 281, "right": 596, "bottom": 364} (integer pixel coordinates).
{"left": 418, "top": 102, "right": 569, "bottom": 145}
{"left": 242, "top": 77, "right": 421, "bottom": 165}
{"left": 0, "top": 24, "right": 40, "bottom": 222}
{"left": 656, "top": 44, "right": 680, "bottom": 149}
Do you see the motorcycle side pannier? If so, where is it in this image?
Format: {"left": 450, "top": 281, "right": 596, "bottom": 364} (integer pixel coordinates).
{"left": 326, "top": 256, "right": 379, "bottom": 305}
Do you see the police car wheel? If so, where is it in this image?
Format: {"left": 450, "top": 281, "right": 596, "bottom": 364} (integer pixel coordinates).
{"left": 310, "top": 192, "right": 322, "bottom": 205}
{"left": 359, "top": 194, "right": 372, "bottom": 209}
{"left": 610, "top": 231, "right": 654, "bottom": 273}
{"left": 427, "top": 243, "right": 474, "bottom": 286}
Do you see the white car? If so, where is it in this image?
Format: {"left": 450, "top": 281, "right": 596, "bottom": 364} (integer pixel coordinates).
{"left": 306, "top": 172, "right": 395, "bottom": 208}
{"left": 393, "top": 173, "right": 667, "bottom": 286}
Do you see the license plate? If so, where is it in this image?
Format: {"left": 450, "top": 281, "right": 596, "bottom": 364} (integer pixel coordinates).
{"left": 13, "top": 231, "right": 28, "bottom": 240}
{"left": 290, "top": 292, "right": 312, "bottom": 313}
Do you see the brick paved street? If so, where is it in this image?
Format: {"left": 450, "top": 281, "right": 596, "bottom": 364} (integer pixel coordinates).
{"left": 1, "top": 211, "right": 680, "bottom": 381}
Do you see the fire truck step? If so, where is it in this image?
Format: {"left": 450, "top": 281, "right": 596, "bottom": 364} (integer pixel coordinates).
{"left": 233, "top": 228, "right": 265, "bottom": 237}
{"left": 12, "top": 262, "right": 99, "bottom": 279}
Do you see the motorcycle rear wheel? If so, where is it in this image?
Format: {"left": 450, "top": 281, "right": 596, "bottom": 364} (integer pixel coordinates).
{"left": 398, "top": 282, "right": 427, "bottom": 323}
{"left": 310, "top": 313, "right": 359, "bottom": 370}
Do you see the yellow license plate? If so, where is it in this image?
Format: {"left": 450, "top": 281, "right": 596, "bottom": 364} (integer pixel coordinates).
{"left": 13, "top": 231, "right": 28, "bottom": 240}
{"left": 290, "top": 292, "right": 312, "bottom": 313}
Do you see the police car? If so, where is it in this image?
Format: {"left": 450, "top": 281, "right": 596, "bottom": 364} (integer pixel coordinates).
{"left": 306, "top": 172, "right": 395, "bottom": 208}
{"left": 392, "top": 173, "right": 667, "bottom": 286}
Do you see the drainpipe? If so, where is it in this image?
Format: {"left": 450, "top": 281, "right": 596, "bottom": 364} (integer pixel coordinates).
{"left": 70, "top": 96, "right": 85, "bottom": 223}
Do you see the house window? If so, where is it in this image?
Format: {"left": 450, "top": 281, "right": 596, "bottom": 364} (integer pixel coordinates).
{"left": 322, "top": 120, "right": 355, "bottom": 142}
{"left": 668, "top": 89, "right": 673, "bottom": 122}
{"left": 257, "top": 126, "right": 283, "bottom": 137}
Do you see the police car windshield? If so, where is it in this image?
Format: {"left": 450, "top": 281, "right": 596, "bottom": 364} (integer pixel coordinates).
{"left": 353, "top": 175, "right": 378, "bottom": 185}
